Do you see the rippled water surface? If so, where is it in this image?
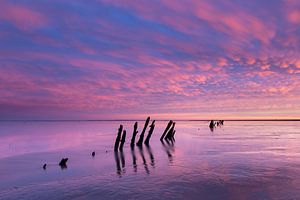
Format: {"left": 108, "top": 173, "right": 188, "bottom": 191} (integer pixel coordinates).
{"left": 0, "top": 121, "right": 299, "bottom": 200}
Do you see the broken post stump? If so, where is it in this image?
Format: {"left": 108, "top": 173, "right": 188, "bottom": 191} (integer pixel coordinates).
{"left": 119, "top": 130, "right": 126, "bottom": 151}
{"left": 160, "top": 120, "right": 173, "bottom": 141}
{"left": 59, "top": 158, "right": 68, "bottom": 169}
{"left": 130, "top": 122, "right": 138, "bottom": 147}
{"left": 136, "top": 117, "right": 150, "bottom": 146}
{"left": 114, "top": 125, "right": 123, "bottom": 151}
{"left": 144, "top": 120, "right": 155, "bottom": 145}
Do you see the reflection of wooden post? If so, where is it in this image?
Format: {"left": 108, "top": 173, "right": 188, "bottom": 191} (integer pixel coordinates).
{"left": 165, "top": 122, "right": 175, "bottom": 140}
{"left": 119, "top": 130, "right": 126, "bottom": 151}
{"left": 131, "top": 146, "right": 137, "bottom": 172}
{"left": 160, "top": 120, "right": 172, "bottom": 141}
{"left": 130, "top": 122, "right": 138, "bottom": 147}
{"left": 114, "top": 151, "right": 121, "bottom": 175}
{"left": 136, "top": 117, "right": 150, "bottom": 146}
{"left": 144, "top": 120, "right": 155, "bottom": 145}
{"left": 114, "top": 125, "right": 123, "bottom": 151}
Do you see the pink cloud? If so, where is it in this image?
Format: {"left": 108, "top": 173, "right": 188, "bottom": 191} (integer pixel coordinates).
{"left": 0, "top": 2, "right": 48, "bottom": 30}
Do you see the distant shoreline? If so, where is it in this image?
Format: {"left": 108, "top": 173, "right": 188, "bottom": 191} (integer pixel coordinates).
{"left": 0, "top": 119, "right": 300, "bottom": 122}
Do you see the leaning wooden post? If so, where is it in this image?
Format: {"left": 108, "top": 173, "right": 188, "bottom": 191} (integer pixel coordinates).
{"left": 114, "top": 125, "right": 123, "bottom": 151}
{"left": 144, "top": 120, "right": 155, "bottom": 145}
{"left": 119, "top": 130, "right": 126, "bottom": 151}
{"left": 160, "top": 120, "right": 173, "bottom": 141}
{"left": 130, "top": 122, "right": 138, "bottom": 147}
{"left": 165, "top": 122, "right": 175, "bottom": 140}
{"left": 171, "top": 129, "right": 176, "bottom": 138}
{"left": 136, "top": 117, "right": 150, "bottom": 146}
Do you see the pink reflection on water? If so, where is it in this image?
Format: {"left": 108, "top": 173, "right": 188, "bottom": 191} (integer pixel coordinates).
{"left": 0, "top": 121, "right": 300, "bottom": 199}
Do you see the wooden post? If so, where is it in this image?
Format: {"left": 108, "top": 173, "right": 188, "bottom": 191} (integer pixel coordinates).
{"left": 144, "top": 120, "right": 155, "bottom": 145}
{"left": 160, "top": 120, "right": 173, "bottom": 141}
{"left": 114, "top": 125, "right": 123, "bottom": 151}
{"left": 130, "top": 122, "right": 138, "bottom": 147}
{"left": 170, "top": 129, "right": 176, "bottom": 140}
{"left": 59, "top": 158, "right": 68, "bottom": 169}
{"left": 136, "top": 117, "right": 150, "bottom": 146}
{"left": 165, "top": 122, "right": 175, "bottom": 140}
{"left": 119, "top": 130, "right": 126, "bottom": 151}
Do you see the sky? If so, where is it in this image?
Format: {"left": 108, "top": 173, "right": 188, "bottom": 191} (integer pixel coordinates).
{"left": 0, "top": 0, "right": 300, "bottom": 120}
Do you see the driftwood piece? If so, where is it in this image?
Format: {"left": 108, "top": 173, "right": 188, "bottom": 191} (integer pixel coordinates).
{"left": 136, "top": 117, "right": 150, "bottom": 146}
{"left": 130, "top": 122, "right": 138, "bottom": 147}
{"left": 119, "top": 130, "right": 126, "bottom": 151}
{"left": 144, "top": 120, "right": 155, "bottom": 145}
{"left": 114, "top": 125, "right": 123, "bottom": 151}
{"left": 160, "top": 120, "right": 173, "bottom": 140}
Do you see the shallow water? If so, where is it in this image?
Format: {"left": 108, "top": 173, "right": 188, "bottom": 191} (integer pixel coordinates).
{"left": 0, "top": 121, "right": 299, "bottom": 200}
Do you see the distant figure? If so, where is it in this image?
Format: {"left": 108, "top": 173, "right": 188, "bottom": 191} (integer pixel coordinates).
{"left": 43, "top": 164, "right": 47, "bottom": 170}
{"left": 92, "top": 151, "right": 95, "bottom": 157}
{"left": 59, "top": 158, "right": 68, "bottom": 169}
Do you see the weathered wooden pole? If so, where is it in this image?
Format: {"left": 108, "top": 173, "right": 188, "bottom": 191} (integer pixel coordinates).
{"left": 130, "top": 122, "right": 138, "bottom": 147}
{"left": 165, "top": 122, "right": 175, "bottom": 140}
{"left": 119, "top": 130, "right": 126, "bottom": 151}
{"left": 144, "top": 120, "right": 155, "bottom": 145}
{"left": 160, "top": 120, "right": 173, "bottom": 141}
{"left": 136, "top": 117, "right": 150, "bottom": 146}
{"left": 171, "top": 129, "right": 176, "bottom": 140}
{"left": 209, "top": 120, "right": 215, "bottom": 129}
{"left": 114, "top": 125, "right": 123, "bottom": 151}
{"left": 120, "top": 150, "right": 125, "bottom": 169}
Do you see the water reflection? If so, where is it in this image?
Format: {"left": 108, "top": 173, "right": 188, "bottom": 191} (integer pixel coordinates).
{"left": 116, "top": 145, "right": 158, "bottom": 176}
{"left": 130, "top": 146, "right": 137, "bottom": 173}
{"left": 1, "top": 121, "right": 300, "bottom": 200}
{"left": 114, "top": 151, "right": 121, "bottom": 176}
{"left": 138, "top": 146, "right": 150, "bottom": 174}
{"left": 145, "top": 145, "right": 155, "bottom": 168}
{"left": 161, "top": 140, "right": 175, "bottom": 163}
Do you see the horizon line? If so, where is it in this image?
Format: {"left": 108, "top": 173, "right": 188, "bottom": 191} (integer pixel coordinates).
{"left": 0, "top": 119, "right": 300, "bottom": 122}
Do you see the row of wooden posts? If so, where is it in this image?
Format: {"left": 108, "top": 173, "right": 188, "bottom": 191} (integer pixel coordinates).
{"left": 114, "top": 117, "right": 176, "bottom": 151}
